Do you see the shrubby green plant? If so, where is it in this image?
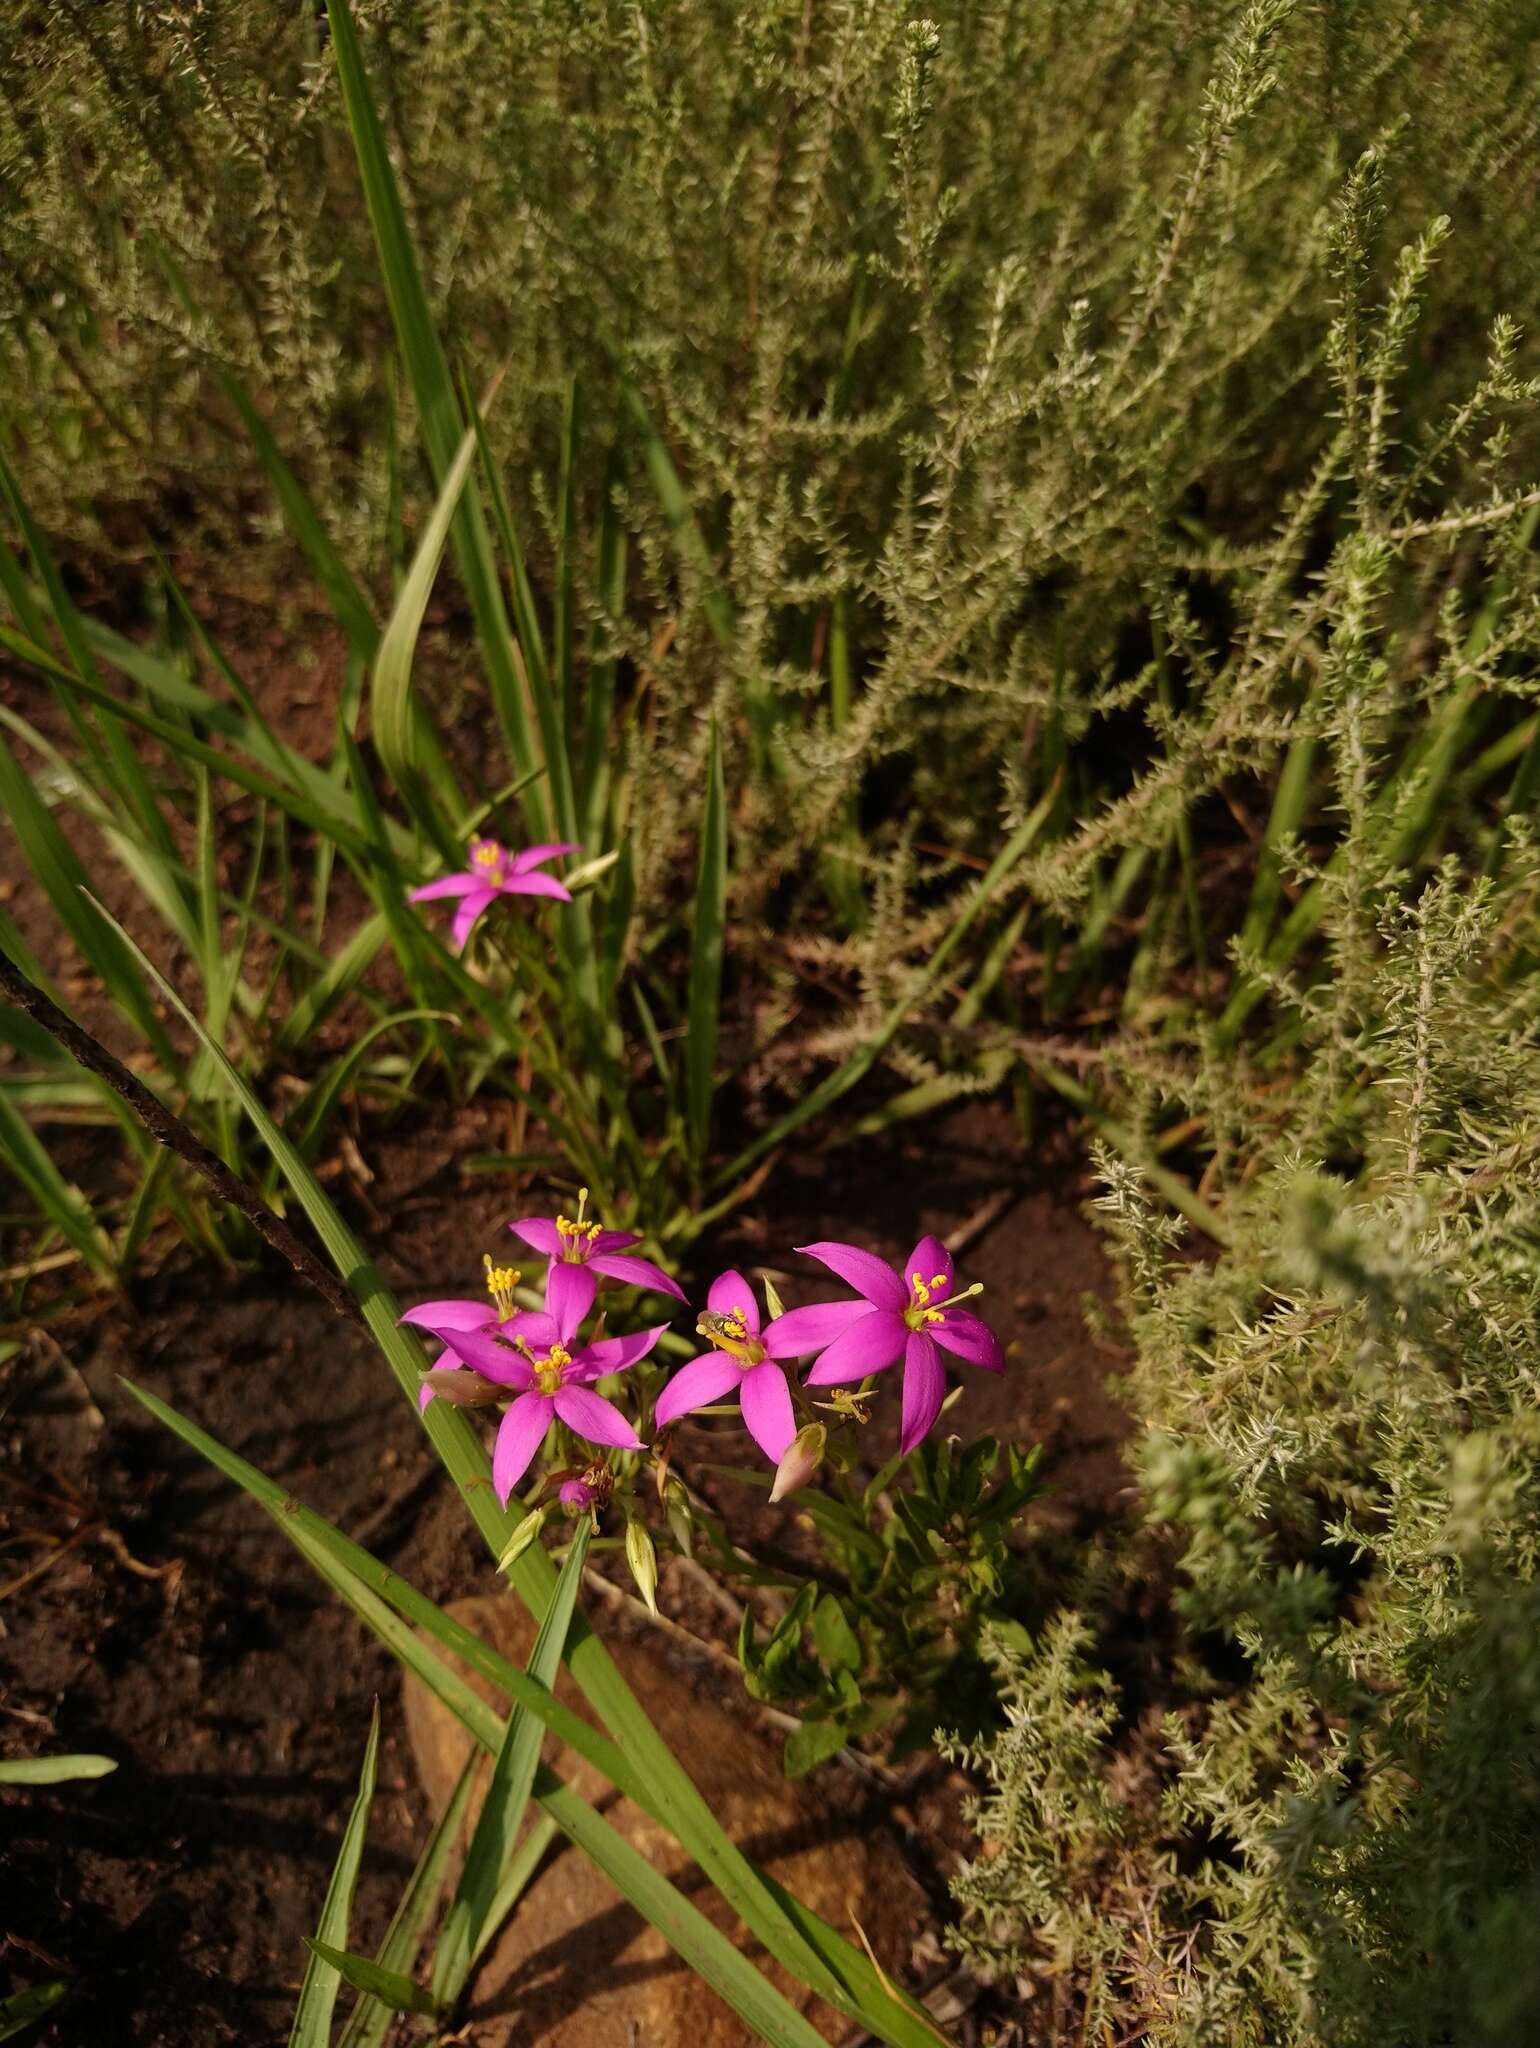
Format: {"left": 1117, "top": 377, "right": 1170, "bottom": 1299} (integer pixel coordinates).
{"left": 945, "top": 865, "right": 1540, "bottom": 2034}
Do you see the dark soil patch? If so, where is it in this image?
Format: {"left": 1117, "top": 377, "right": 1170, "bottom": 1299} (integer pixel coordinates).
{"left": 0, "top": 1093, "right": 1129, "bottom": 2045}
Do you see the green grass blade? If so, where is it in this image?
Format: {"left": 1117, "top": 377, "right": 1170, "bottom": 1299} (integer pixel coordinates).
{"left": 276, "top": 913, "right": 390, "bottom": 1054}
{"left": 335, "top": 1760, "right": 475, "bottom": 2048}
{"left": 619, "top": 376, "right": 736, "bottom": 652}
{"left": 323, "top": 0, "right": 546, "bottom": 833}
{"left": 434, "top": 1517, "right": 592, "bottom": 2002}
{"left": 0, "top": 625, "right": 377, "bottom": 863}
{"left": 288, "top": 1704, "right": 380, "bottom": 2048}
{"left": 0, "top": 1980, "right": 67, "bottom": 2041}
{"left": 0, "top": 726, "right": 175, "bottom": 1066}
{"left": 0, "top": 1754, "right": 116, "bottom": 1785}
{"left": 0, "top": 452, "right": 173, "bottom": 861}
{"left": 686, "top": 717, "right": 727, "bottom": 1170}
{"left": 370, "top": 417, "right": 478, "bottom": 826}
{"left": 579, "top": 467, "right": 626, "bottom": 852}
{"left": 529, "top": 1767, "right": 836, "bottom": 2048}
{"left": 0, "top": 1090, "right": 116, "bottom": 1278}
{"left": 302, "top": 1943, "right": 437, "bottom": 2020}
{"left": 467, "top": 1813, "right": 559, "bottom": 1971}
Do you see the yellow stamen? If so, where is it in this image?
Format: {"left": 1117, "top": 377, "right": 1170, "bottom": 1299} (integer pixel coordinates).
{"left": 905, "top": 1269, "right": 947, "bottom": 1329}
{"left": 555, "top": 1213, "right": 604, "bottom": 1258}
{"left": 483, "top": 1254, "right": 522, "bottom": 1318}
{"left": 534, "top": 1342, "right": 573, "bottom": 1395}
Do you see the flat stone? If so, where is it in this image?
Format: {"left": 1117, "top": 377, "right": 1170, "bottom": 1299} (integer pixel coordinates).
{"left": 402, "top": 1591, "right": 924, "bottom": 2046}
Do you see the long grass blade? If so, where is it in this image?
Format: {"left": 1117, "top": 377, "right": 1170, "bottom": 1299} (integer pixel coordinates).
{"left": 335, "top": 1760, "right": 475, "bottom": 2048}
{"left": 323, "top": 0, "right": 546, "bottom": 833}
{"left": 434, "top": 1517, "right": 592, "bottom": 2002}
{"left": 288, "top": 1704, "right": 380, "bottom": 2048}
{"left": 370, "top": 417, "right": 479, "bottom": 829}
{"left": 686, "top": 717, "right": 727, "bottom": 1171}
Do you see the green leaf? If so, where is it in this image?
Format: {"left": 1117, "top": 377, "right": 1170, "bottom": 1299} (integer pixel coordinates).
{"left": 783, "top": 1717, "right": 848, "bottom": 1779}
{"left": 686, "top": 717, "right": 727, "bottom": 1168}
{"left": 0, "top": 1980, "right": 67, "bottom": 2041}
{"left": 812, "top": 1595, "right": 862, "bottom": 1674}
{"left": 434, "top": 1517, "right": 593, "bottom": 2001}
{"left": 0, "top": 1753, "right": 116, "bottom": 1785}
{"left": 288, "top": 1704, "right": 380, "bottom": 2048}
{"left": 303, "top": 1942, "right": 438, "bottom": 2019}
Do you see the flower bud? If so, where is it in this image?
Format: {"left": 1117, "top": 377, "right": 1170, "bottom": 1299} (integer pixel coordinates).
{"left": 770, "top": 1423, "right": 826, "bottom": 1503}
{"left": 497, "top": 1505, "right": 547, "bottom": 1574}
{"left": 662, "top": 1477, "right": 694, "bottom": 1559}
{"left": 625, "top": 1515, "right": 659, "bottom": 1617}
{"left": 761, "top": 1274, "right": 787, "bottom": 1321}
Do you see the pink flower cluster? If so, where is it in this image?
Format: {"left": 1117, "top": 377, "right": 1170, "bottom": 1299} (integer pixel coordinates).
{"left": 403, "top": 1205, "right": 1004, "bottom": 1507}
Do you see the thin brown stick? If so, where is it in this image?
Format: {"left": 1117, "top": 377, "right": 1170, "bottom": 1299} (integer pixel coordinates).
{"left": 0, "top": 953, "right": 361, "bottom": 1323}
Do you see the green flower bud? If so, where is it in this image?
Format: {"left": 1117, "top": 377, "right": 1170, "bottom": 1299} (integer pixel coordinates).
{"left": 497, "top": 1505, "right": 547, "bottom": 1574}
{"left": 625, "top": 1515, "right": 659, "bottom": 1617}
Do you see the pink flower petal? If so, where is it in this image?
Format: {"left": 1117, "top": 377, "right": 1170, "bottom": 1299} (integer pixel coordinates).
{"left": 795, "top": 1240, "right": 906, "bottom": 1311}
{"left": 899, "top": 1331, "right": 946, "bottom": 1453}
{"left": 552, "top": 1384, "right": 643, "bottom": 1451}
{"left": 706, "top": 1268, "right": 761, "bottom": 1336}
{"left": 501, "top": 872, "right": 573, "bottom": 903}
{"left": 589, "top": 1228, "right": 641, "bottom": 1256}
{"left": 509, "top": 1216, "right": 564, "bottom": 1256}
{"left": 407, "top": 874, "right": 479, "bottom": 901}
{"left": 931, "top": 1307, "right": 1005, "bottom": 1373}
{"left": 499, "top": 1308, "right": 559, "bottom": 1351}
{"left": 905, "top": 1235, "right": 954, "bottom": 1299}
{"left": 592, "top": 1251, "right": 686, "bottom": 1301}
{"left": 739, "top": 1362, "right": 796, "bottom": 1462}
{"left": 493, "top": 1393, "right": 554, "bottom": 1502}
{"left": 654, "top": 1352, "right": 742, "bottom": 1429}
{"left": 450, "top": 1326, "right": 534, "bottom": 1388}
{"left": 572, "top": 1324, "right": 669, "bottom": 1380}
{"left": 450, "top": 884, "right": 499, "bottom": 950}
{"left": 398, "top": 1297, "right": 496, "bottom": 1333}
{"left": 511, "top": 841, "right": 582, "bottom": 873}
{"left": 762, "top": 1298, "right": 870, "bottom": 1360}
{"left": 546, "top": 1257, "right": 597, "bottom": 1340}
{"left": 804, "top": 1308, "right": 908, "bottom": 1385}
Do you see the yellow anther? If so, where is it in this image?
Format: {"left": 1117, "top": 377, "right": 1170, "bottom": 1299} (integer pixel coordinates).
{"left": 483, "top": 1254, "right": 521, "bottom": 1318}
{"left": 556, "top": 1214, "right": 603, "bottom": 1251}
{"left": 534, "top": 1342, "right": 573, "bottom": 1395}
{"left": 930, "top": 1272, "right": 946, "bottom": 1289}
